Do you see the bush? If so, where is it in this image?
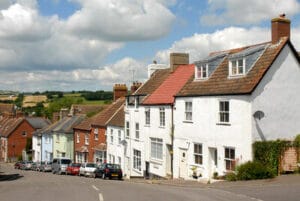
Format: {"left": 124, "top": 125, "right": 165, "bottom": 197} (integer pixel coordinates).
{"left": 225, "top": 172, "right": 237, "bottom": 181}
{"left": 236, "top": 161, "right": 275, "bottom": 180}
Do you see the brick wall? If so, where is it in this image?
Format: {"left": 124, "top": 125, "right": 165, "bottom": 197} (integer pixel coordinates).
{"left": 7, "top": 120, "right": 35, "bottom": 161}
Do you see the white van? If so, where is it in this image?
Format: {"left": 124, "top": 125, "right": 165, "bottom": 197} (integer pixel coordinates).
{"left": 52, "top": 157, "right": 71, "bottom": 174}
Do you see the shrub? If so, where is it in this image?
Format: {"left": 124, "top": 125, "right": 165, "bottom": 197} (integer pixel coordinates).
{"left": 236, "top": 161, "right": 275, "bottom": 180}
{"left": 225, "top": 172, "right": 237, "bottom": 181}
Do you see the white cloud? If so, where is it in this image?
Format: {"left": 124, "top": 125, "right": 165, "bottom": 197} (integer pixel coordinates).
{"left": 0, "top": 57, "right": 147, "bottom": 91}
{"left": 66, "top": 0, "right": 175, "bottom": 41}
{"left": 155, "top": 26, "right": 270, "bottom": 63}
{"left": 200, "top": 0, "right": 300, "bottom": 26}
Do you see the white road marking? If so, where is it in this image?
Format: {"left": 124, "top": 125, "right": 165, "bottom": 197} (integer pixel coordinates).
{"left": 92, "top": 185, "right": 99, "bottom": 191}
{"left": 99, "top": 193, "right": 104, "bottom": 201}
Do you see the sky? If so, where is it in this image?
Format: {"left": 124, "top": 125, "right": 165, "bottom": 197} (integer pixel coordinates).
{"left": 1, "top": 0, "right": 300, "bottom": 92}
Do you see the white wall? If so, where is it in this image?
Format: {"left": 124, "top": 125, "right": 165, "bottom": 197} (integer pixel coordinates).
{"left": 32, "top": 135, "right": 41, "bottom": 162}
{"left": 106, "top": 125, "right": 125, "bottom": 175}
{"left": 173, "top": 96, "right": 253, "bottom": 179}
{"left": 251, "top": 45, "right": 300, "bottom": 141}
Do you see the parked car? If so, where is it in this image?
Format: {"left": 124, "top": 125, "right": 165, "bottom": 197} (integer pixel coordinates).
{"left": 94, "top": 163, "right": 123, "bottom": 180}
{"left": 31, "top": 162, "right": 38, "bottom": 171}
{"left": 14, "top": 161, "right": 23, "bottom": 169}
{"left": 79, "top": 163, "right": 97, "bottom": 177}
{"left": 52, "top": 158, "right": 71, "bottom": 174}
{"left": 20, "top": 161, "right": 33, "bottom": 170}
{"left": 40, "top": 161, "right": 52, "bottom": 172}
{"left": 66, "top": 163, "right": 81, "bottom": 175}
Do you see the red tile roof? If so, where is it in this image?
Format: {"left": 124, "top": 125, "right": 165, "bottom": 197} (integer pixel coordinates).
{"left": 143, "top": 64, "right": 195, "bottom": 105}
{"left": 0, "top": 117, "right": 24, "bottom": 137}
{"left": 177, "top": 38, "right": 294, "bottom": 97}
{"left": 107, "top": 105, "right": 124, "bottom": 127}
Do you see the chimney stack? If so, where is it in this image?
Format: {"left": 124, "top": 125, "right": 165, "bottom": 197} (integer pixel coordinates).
{"left": 170, "top": 53, "right": 189, "bottom": 72}
{"left": 271, "top": 14, "right": 290, "bottom": 44}
{"left": 113, "top": 84, "right": 127, "bottom": 101}
{"left": 130, "top": 82, "right": 142, "bottom": 94}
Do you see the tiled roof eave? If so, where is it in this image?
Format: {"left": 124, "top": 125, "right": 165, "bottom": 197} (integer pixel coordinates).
{"left": 175, "top": 91, "right": 252, "bottom": 98}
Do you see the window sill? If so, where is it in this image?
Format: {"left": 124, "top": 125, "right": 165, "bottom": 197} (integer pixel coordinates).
{"left": 194, "top": 77, "right": 208, "bottom": 81}
{"left": 183, "top": 120, "right": 193, "bottom": 124}
{"left": 134, "top": 139, "right": 140, "bottom": 142}
{"left": 150, "top": 159, "right": 163, "bottom": 165}
{"left": 134, "top": 109, "right": 139, "bottom": 112}
{"left": 216, "top": 122, "right": 231, "bottom": 126}
{"left": 228, "top": 74, "right": 245, "bottom": 79}
{"left": 144, "top": 124, "right": 150, "bottom": 127}
{"left": 132, "top": 168, "right": 142, "bottom": 174}
{"left": 159, "top": 126, "right": 166, "bottom": 129}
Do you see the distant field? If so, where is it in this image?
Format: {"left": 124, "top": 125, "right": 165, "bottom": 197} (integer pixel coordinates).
{"left": 82, "top": 100, "right": 110, "bottom": 105}
{"left": 0, "top": 95, "right": 17, "bottom": 101}
{"left": 23, "top": 95, "right": 47, "bottom": 107}
{"left": 63, "top": 93, "right": 82, "bottom": 97}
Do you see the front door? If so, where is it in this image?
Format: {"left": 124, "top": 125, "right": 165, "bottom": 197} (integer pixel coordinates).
{"left": 208, "top": 148, "right": 218, "bottom": 178}
{"left": 179, "top": 149, "right": 187, "bottom": 178}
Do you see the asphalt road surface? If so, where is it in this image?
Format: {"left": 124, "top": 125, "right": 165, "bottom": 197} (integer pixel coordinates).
{"left": 1, "top": 163, "right": 300, "bottom": 201}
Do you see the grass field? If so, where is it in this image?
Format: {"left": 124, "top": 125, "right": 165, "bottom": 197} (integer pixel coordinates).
{"left": 23, "top": 95, "right": 47, "bottom": 107}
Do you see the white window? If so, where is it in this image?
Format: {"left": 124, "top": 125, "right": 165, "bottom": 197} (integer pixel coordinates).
{"left": 219, "top": 101, "right": 230, "bottom": 123}
{"left": 110, "top": 129, "right": 114, "bottom": 144}
{"left": 126, "top": 121, "right": 130, "bottom": 138}
{"left": 118, "top": 130, "right": 121, "bottom": 144}
{"left": 185, "top": 101, "right": 192, "bottom": 121}
{"left": 94, "top": 128, "right": 98, "bottom": 140}
{"left": 118, "top": 156, "right": 121, "bottom": 165}
{"left": 46, "top": 136, "right": 50, "bottom": 144}
{"left": 145, "top": 108, "right": 150, "bottom": 125}
{"left": 194, "top": 143, "right": 203, "bottom": 165}
{"left": 150, "top": 138, "right": 163, "bottom": 160}
{"left": 225, "top": 147, "right": 235, "bottom": 171}
{"left": 76, "top": 132, "right": 80, "bottom": 143}
{"left": 196, "top": 64, "right": 208, "bottom": 79}
{"left": 133, "top": 149, "right": 141, "bottom": 171}
{"left": 159, "top": 107, "right": 165, "bottom": 127}
{"left": 85, "top": 133, "right": 89, "bottom": 145}
{"left": 230, "top": 59, "right": 245, "bottom": 76}
{"left": 135, "top": 123, "right": 139, "bottom": 139}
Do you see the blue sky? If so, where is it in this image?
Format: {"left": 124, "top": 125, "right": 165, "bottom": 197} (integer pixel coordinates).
{"left": 0, "top": 0, "right": 300, "bottom": 92}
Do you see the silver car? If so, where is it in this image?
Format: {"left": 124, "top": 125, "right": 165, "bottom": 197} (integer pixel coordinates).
{"left": 79, "top": 163, "right": 97, "bottom": 177}
{"left": 52, "top": 158, "right": 71, "bottom": 174}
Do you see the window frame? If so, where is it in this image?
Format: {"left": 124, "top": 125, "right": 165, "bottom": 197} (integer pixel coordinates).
{"left": 150, "top": 138, "right": 163, "bottom": 160}
{"left": 145, "top": 108, "right": 150, "bottom": 125}
{"left": 219, "top": 101, "right": 230, "bottom": 124}
{"left": 94, "top": 128, "right": 98, "bottom": 140}
{"left": 196, "top": 63, "right": 208, "bottom": 79}
{"left": 194, "top": 143, "right": 203, "bottom": 165}
{"left": 126, "top": 121, "right": 130, "bottom": 138}
{"left": 229, "top": 58, "right": 245, "bottom": 76}
{"left": 118, "top": 130, "right": 122, "bottom": 144}
{"left": 76, "top": 132, "right": 80, "bottom": 143}
{"left": 185, "top": 101, "right": 193, "bottom": 121}
{"left": 135, "top": 123, "right": 140, "bottom": 139}
{"left": 133, "top": 149, "right": 141, "bottom": 171}
{"left": 110, "top": 129, "right": 114, "bottom": 144}
{"left": 224, "top": 147, "right": 236, "bottom": 171}
{"left": 159, "top": 107, "right": 165, "bottom": 127}
{"left": 85, "top": 133, "right": 89, "bottom": 145}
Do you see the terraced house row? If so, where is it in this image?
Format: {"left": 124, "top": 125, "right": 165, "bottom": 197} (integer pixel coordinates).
{"left": 1, "top": 15, "right": 300, "bottom": 181}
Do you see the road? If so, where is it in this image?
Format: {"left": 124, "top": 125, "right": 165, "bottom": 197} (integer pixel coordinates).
{"left": 1, "top": 163, "right": 300, "bottom": 201}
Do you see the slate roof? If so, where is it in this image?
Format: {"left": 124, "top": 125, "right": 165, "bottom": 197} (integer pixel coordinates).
{"left": 26, "top": 117, "right": 51, "bottom": 129}
{"left": 91, "top": 98, "right": 125, "bottom": 127}
{"left": 143, "top": 64, "right": 195, "bottom": 105}
{"left": 107, "top": 105, "right": 125, "bottom": 127}
{"left": 177, "top": 37, "right": 297, "bottom": 97}
{"left": 33, "top": 119, "right": 65, "bottom": 136}
{"left": 0, "top": 117, "right": 24, "bottom": 137}
{"left": 134, "top": 68, "right": 171, "bottom": 95}
{"left": 52, "top": 115, "right": 85, "bottom": 134}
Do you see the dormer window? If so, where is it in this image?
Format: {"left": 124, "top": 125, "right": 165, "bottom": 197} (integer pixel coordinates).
{"left": 229, "top": 59, "right": 245, "bottom": 76}
{"left": 196, "top": 64, "right": 208, "bottom": 79}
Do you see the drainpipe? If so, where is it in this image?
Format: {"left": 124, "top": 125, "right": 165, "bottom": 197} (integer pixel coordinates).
{"left": 171, "top": 105, "right": 174, "bottom": 179}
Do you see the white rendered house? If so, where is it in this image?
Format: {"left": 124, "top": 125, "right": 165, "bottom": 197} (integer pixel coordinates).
{"left": 173, "top": 16, "right": 300, "bottom": 180}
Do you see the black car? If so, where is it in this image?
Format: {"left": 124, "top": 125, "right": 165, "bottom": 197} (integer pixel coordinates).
{"left": 94, "top": 163, "right": 122, "bottom": 180}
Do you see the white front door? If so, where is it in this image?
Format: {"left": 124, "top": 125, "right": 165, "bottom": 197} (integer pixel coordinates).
{"left": 208, "top": 148, "right": 218, "bottom": 178}
{"left": 179, "top": 149, "right": 187, "bottom": 178}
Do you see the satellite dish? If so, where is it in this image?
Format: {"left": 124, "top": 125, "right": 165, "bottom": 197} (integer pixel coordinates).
{"left": 253, "top": 110, "right": 265, "bottom": 120}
